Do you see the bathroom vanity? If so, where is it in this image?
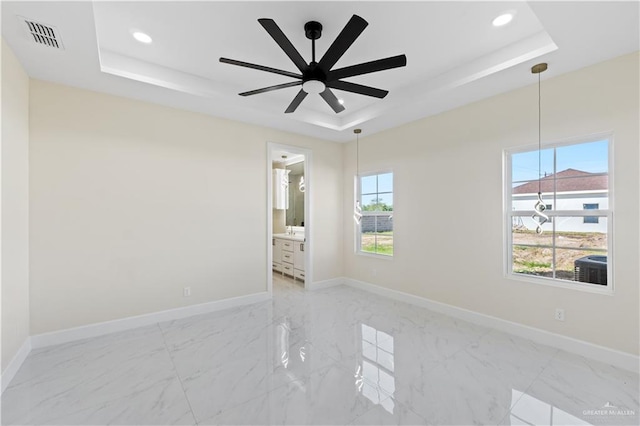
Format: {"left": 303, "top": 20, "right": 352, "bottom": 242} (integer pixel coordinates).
{"left": 272, "top": 233, "right": 305, "bottom": 281}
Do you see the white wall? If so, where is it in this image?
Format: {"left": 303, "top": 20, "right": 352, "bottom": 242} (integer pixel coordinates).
{"left": 29, "top": 80, "right": 343, "bottom": 335}
{"left": 343, "top": 52, "right": 639, "bottom": 355}
{"left": 1, "top": 40, "right": 30, "bottom": 371}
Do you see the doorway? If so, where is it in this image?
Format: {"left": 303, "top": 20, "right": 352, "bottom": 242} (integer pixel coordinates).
{"left": 267, "top": 143, "right": 312, "bottom": 294}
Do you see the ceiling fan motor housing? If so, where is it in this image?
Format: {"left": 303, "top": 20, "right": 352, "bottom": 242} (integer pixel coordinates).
{"left": 304, "top": 21, "right": 322, "bottom": 40}
{"left": 303, "top": 62, "right": 326, "bottom": 83}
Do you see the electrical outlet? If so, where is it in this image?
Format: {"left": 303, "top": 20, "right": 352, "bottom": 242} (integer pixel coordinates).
{"left": 555, "top": 308, "right": 565, "bottom": 321}
{"left": 183, "top": 287, "right": 191, "bottom": 297}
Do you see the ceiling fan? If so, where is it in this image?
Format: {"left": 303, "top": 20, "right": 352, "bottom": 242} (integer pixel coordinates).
{"left": 219, "top": 15, "right": 407, "bottom": 114}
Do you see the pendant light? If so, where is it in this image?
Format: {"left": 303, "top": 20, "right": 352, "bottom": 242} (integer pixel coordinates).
{"left": 353, "top": 128, "right": 363, "bottom": 224}
{"left": 299, "top": 176, "right": 305, "bottom": 193}
{"left": 531, "top": 63, "right": 549, "bottom": 234}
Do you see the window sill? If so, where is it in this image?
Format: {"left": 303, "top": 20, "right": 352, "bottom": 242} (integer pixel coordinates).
{"left": 507, "top": 272, "right": 613, "bottom": 295}
{"left": 356, "top": 251, "right": 394, "bottom": 261}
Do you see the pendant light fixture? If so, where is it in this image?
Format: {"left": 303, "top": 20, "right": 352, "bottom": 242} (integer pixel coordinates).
{"left": 353, "top": 128, "right": 363, "bottom": 224}
{"left": 531, "top": 63, "right": 549, "bottom": 234}
{"left": 299, "top": 175, "right": 305, "bottom": 193}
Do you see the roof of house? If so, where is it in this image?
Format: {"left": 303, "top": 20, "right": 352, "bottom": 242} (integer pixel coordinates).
{"left": 513, "top": 168, "right": 608, "bottom": 194}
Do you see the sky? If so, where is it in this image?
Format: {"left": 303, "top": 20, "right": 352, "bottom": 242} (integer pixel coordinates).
{"left": 512, "top": 140, "right": 608, "bottom": 183}
{"left": 361, "top": 172, "right": 393, "bottom": 207}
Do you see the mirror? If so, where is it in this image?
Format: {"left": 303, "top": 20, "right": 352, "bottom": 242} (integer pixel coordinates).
{"left": 286, "top": 160, "right": 304, "bottom": 226}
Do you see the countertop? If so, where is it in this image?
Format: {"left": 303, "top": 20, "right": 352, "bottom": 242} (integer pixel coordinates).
{"left": 273, "top": 233, "right": 305, "bottom": 242}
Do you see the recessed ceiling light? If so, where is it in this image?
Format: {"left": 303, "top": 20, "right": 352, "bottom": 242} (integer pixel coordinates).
{"left": 338, "top": 99, "right": 345, "bottom": 105}
{"left": 132, "top": 31, "right": 152, "bottom": 44}
{"left": 492, "top": 13, "right": 514, "bottom": 27}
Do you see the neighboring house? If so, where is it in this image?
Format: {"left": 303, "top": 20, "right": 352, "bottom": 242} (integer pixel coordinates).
{"left": 512, "top": 169, "right": 608, "bottom": 233}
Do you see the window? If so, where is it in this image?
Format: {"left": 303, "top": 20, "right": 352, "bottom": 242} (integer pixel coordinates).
{"left": 357, "top": 172, "right": 393, "bottom": 256}
{"left": 583, "top": 203, "right": 599, "bottom": 223}
{"left": 506, "top": 138, "right": 611, "bottom": 289}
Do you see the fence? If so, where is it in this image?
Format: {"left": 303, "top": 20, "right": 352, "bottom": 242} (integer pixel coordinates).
{"left": 362, "top": 215, "right": 393, "bottom": 233}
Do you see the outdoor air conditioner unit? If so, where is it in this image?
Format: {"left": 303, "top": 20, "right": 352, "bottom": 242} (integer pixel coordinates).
{"left": 574, "top": 255, "right": 607, "bottom": 285}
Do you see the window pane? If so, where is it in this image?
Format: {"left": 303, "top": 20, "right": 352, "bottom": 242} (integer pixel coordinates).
{"left": 556, "top": 249, "right": 607, "bottom": 285}
{"left": 512, "top": 215, "right": 553, "bottom": 240}
{"left": 361, "top": 216, "right": 393, "bottom": 255}
{"left": 363, "top": 193, "right": 393, "bottom": 211}
{"left": 361, "top": 175, "right": 377, "bottom": 195}
{"left": 554, "top": 217, "right": 607, "bottom": 250}
{"left": 361, "top": 217, "right": 376, "bottom": 254}
{"left": 377, "top": 173, "right": 393, "bottom": 193}
{"left": 373, "top": 232, "right": 393, "bottom": 256}
{"left": 508, "top": 139, "right": 610, "bottom": 287}
{"left": 373, "top": 213, "right": 393, "bottom": 256}
{"left": 513, "top": 246, "right": 553, "bottom": 277}
{"left": 511, "top": 216, "right": 553, "bottom": 247}
{"left": 556, "top": 140, "right": 608, "bottom": 174}
{"left": 361, "top": 234, "right": 376, "bottom": 254}
{"left": 512, "top": 148, "right": 553, "bottom": 183}
{"left": 359, "top": 172, "right": 393, "bottom": 257}
{"left": 553, "top": 176, "right": 608, "bottom": 212}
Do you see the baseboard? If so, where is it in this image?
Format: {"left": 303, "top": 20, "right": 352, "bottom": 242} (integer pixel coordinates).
{"left": 308, "top": 277, "right": 345, "bottom": 291}
{"left": 1, "top": 337, "right": 31, "bottom": 394}
{"left": 344, "top": 278, "right": 639, "bottom": 373}
{"left": 31, "top": 291, "right": 271, "bottom": 350}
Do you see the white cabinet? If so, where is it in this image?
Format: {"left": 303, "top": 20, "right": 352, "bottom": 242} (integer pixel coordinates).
{"left": 272, "top": 236, "right": 305, "bottom": 281}
{"left": 272, "top": 238, "right": 283, "bottom": 272}
{"left": 273, "top": 169, "right": 290, "bottom": 210}
{"left": 293, "top": 242, "right": 304, "bottom": 268}
{"left": 294, "top": 241, "right": 305, "bottom": 281}
{"left": 281, "top": 239, "right": 294, "bottom": 277}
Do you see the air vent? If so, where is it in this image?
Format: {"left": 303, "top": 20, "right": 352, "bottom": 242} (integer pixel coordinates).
{"left": 19, "top": 16, "right": 64, "bottom": 49}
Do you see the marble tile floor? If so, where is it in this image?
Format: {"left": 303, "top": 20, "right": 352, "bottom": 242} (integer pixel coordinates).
{"left": 2, "top": 274, "right": 638, "bottom": 425}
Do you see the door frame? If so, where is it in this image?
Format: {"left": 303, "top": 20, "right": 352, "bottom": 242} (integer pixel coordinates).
{"left": 266, "top": 142, "right": 312, "bottom": 294}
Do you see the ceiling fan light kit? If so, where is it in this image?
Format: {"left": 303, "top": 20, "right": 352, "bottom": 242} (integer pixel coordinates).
{"left": 220, "top": 15, "right": 407, "bottom": 114}
{"left": 302, "top": 80, "right": 325, "bottom": 95}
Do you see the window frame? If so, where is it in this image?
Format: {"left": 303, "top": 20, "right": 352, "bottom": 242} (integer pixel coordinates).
{"left": 503, "top": 133, "right": 614, "bottom": 294}
{"left": 355, "top": 170, "right": 394, "bottom": 259}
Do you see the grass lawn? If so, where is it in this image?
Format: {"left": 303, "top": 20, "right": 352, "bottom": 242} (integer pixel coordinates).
{"left": 512, "top": 229, "right": 606, "bottom": 279}
{"left": 362, "top": 232, "right": 393, "bottom": 255}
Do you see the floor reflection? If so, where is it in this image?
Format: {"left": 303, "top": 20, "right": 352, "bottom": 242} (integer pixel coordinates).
{"left": 355, "top": 323, "right": 396, "bottom": 414}
{"left": 276, "top": 316, "right": 307, "bottom": 391}
{"left": 509, "top": 389, "right": 592, "bottom": 425}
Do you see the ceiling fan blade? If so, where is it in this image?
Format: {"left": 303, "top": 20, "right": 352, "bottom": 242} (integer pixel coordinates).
{"left": 327, "top": 54, "right": 407, "bottom": 81}
{"left": 285, "top": 89, "right": 308, "bottom": 113}
{"left": 220, "top": 58, "right": 302, "bottom": 79}
{"left": 318, "top": 15, "right": 368, "bottom": 73}
{"left": 239, "top": 81, "right": 302, "bottom": 96}
{"left": 327, "top": 80, "right": 388, "bottom": 98}
{"left": 258, "top": 18, "right": 308, "bottom": 72}
{"left": 319, "top": 88, "right": 346, "bottom": 113}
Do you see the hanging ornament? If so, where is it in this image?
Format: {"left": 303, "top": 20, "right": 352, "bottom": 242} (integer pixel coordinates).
{"left": 532, "top": 192, "right": 549, "bottom": 234}
{"left": 354, "top": 200, "right": 363, "bottom": 224}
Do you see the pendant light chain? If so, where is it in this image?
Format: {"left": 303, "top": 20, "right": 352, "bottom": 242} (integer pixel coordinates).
{"left": 538, "top": 71, "right": 542, "bottom": 194}
{"left": 531, "top": 63, "right": 549, "bottom": 234}
{"left": 353, "top": 129, "right": 363, "bottom": 224}
{"left": 356, "top": 131, "right": 360, "bottom": 177}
